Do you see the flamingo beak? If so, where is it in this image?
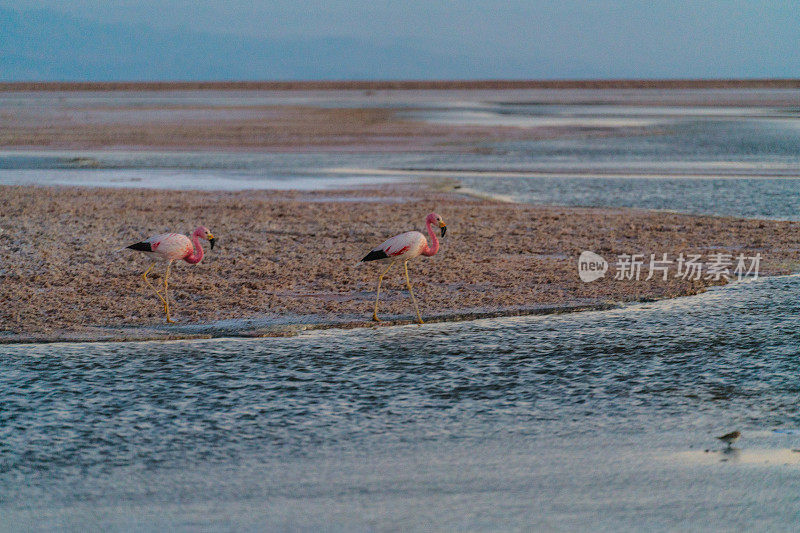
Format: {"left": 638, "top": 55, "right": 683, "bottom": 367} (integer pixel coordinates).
{"left": 209, "top": 236, "right": 217, "bottom": 249}
{"left": 439, "top": 222, "right": 447, "bottom": 237}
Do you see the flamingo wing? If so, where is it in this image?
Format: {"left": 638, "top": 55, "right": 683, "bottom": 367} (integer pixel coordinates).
{"left": 362, "top": 231, "right": 425, "bottom": 262}
{"left": 128, "top": 232, "right": 192, "bottom": 260}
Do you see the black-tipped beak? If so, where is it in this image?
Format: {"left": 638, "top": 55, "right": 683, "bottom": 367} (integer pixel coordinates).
{"left": 440, "top": 225, "right": 447, "bottom": 237}
{"left": 209, "top": 237, "right": 217, "bottom": 250}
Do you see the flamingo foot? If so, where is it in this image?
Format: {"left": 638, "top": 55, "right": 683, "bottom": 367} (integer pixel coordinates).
{"left": 163, "top": 302, "right": 175, "bottom": 324}
{"left": 372, "top": 313, "right": 381, "bottom": 323}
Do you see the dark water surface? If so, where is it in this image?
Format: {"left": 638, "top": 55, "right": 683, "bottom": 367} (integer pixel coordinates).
{"left": 3, "top": 275, "right": 800, "bottom": 530}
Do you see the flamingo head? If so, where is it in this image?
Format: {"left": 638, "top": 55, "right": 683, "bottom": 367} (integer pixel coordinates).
{"left": 426, "top": 213, "right": 446, "bottom": 237}
{"left": 194, "top": 226, "right": 217, "bottom": 250}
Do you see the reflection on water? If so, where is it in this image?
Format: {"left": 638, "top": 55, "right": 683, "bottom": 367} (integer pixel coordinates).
{"left": 417, "top": 106, "right": 800, "bottom": 219}
{"left": 456, "top": 174, "right": 800, "bottom": 220}
{"left": 3, "top": 276, "right": 800, "bottom": 528}
{"left": 0, "top": 167, "right": 404, "bottom": 191}
{"left": 675, "top": 447, "right": 800, "bottom": 465}
{"left": 0, "top": 151, "right": 411, "bottom": 190}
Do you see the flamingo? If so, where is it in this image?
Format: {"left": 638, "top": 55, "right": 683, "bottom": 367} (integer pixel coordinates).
{"left": 126, "top": 226, "right": 216, "bottom": 323}
{"left": 361, "top": 212, "right": 446, "bottom": 324}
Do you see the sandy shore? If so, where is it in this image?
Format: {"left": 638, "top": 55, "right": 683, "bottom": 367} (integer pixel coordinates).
{"left": 0, "top": 105, "right": 567, "bottom": 151}
{"left": 2, "top": 183, "right": 799, "bottom": 343}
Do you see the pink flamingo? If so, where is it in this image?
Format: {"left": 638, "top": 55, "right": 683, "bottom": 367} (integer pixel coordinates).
{"left": 126, "top": 226, "right": 216, "bottom": 323}
{"left": 361, "top": 212, "right": 446, "bottom": 324}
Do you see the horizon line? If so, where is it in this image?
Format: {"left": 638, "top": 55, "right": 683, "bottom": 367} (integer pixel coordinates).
{"left": 2, "top": 79, "right": 799, "bottom": 92}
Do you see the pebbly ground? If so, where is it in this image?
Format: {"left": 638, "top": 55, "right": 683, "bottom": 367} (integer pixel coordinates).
{"left": 2, "top": 183, "right": 799, "bottom": 342}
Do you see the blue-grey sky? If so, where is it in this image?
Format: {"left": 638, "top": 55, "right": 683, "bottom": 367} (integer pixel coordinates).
{"left": 2, "top": 1, "right": 798, "bottom": 80}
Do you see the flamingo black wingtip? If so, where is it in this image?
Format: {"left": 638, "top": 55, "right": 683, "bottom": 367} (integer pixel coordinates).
{"left": 127, "top": 242, "right": 152, "bottom": 252}
{"left": 361, "top": 249, "right": 389, "bottom": 262}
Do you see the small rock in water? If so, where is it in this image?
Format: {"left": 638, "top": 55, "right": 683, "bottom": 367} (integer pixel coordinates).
{"left": 67, "top": 157, "right": 101, "bottom": 168}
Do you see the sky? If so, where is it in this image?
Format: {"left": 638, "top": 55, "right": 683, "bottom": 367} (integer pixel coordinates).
{"left": 2, "top": 1, "right": 798, "bottom": 81}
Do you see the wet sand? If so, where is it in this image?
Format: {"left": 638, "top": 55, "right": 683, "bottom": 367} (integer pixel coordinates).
{"left": 0, "top": 102, "right": 648, "bottom": 152}
{"left": 3, "top": 81, "right": 798, "bottom": 152}
{"left": 2, "top": 183, "right": 799, "bottom": 343}
{"left": 0, "top": 105, "right": 556, "bottom": 152}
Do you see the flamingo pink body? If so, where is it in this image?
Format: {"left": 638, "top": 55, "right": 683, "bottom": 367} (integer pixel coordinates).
{"left": 365, "top": 213, "right": 443, "bottom": 263}
{"left": 126, "top": 225, "right": 216, "bottom": 323}
{"left": 134, "top": 226, "right": 214, "bottom": 265}
{"left": 135, "top": 227, "right": 211, "bottom": 264}
{"left": 361, "top": 213, "right": 446, "bottom": 324}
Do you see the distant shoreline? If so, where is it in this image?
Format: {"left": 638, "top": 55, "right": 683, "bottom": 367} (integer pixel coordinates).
{"left": 2, "top": 79, "right": 799, "bottom": 92}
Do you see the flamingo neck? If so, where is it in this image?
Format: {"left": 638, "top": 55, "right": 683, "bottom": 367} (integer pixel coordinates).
{"left": 184, "top": 233, "right": 205, "bottom": 264}
{"left": 422, "top": 219, "right": 439, "bottom": 257}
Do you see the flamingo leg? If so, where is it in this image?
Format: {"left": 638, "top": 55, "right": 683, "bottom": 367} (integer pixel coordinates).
{"left": 142, "top": 264, "right": 166, "bottom": 305}
{"left": 373, "top": 260, "right": 396, "bottom": 322}
{"left": 163, "top": 261, "right": 175, "bottom": 324}
{"left": 403, "top": 260, "right": 424, "bottom": 324}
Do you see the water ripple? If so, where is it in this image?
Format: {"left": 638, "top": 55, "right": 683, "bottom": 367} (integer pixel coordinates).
{"left": 3, "top": 277, "right": 800, "bottom": 497}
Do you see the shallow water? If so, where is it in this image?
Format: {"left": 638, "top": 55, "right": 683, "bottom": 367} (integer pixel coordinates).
{"left": 412, "top": 104, "right": 800, "bottom": 219}
{"left": 0, "top": 151, "right": 410, "bottom": 191}
{"left": 3, "top": 275, "right": 800, "bottom": 529}
{"left": 3, "top": 98, "right": 800, "bottom": 218}
{"left": 442, "top": 108, "right": 800, "bottom": 219}
{"left": 456, "top": 174, "right": 800, "bottom": 220}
